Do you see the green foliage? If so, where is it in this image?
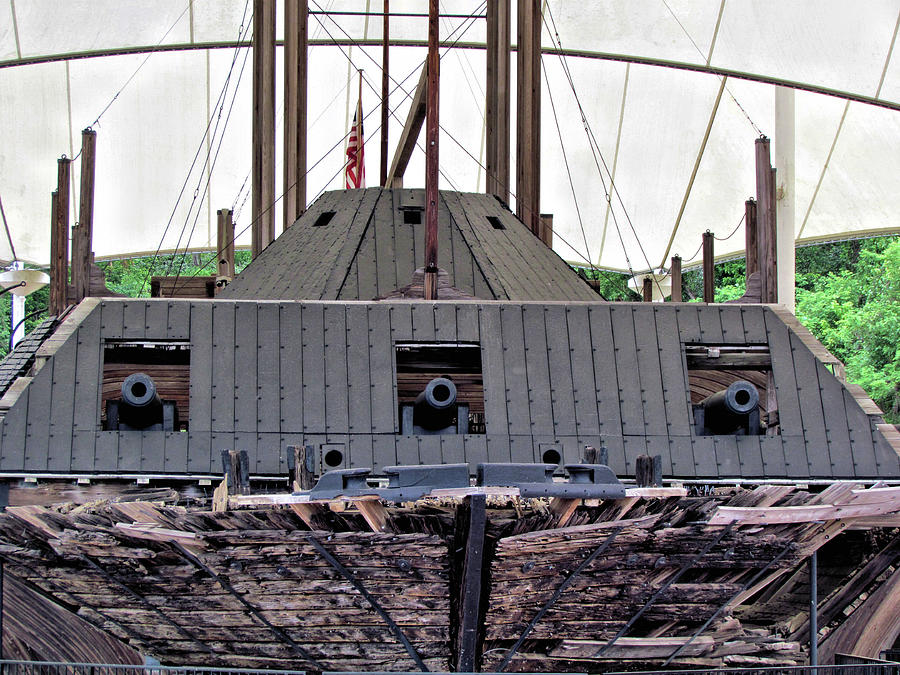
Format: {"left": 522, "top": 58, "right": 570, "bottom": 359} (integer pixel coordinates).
{"left": 796, "top": 237, "right": 900, "bottom": 423}
{"left": 97, "top": 251, "right": 252, "bottom": 297}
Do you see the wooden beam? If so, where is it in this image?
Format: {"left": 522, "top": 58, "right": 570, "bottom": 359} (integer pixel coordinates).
{"left": 289, "top": 444, "right": 316, "bottom": 491}
{"left": 702, "top": 230, "right": 714, "bottom": 302}
{"left": 539, "top": 212, "right": 552, "bottom": 248}
{"left": 72, "top": 128, "right": 96, "bottom": 303}
{"left": 456, "top": 494, "right": 487, "bottom": 672}
{"left": 380, "top": 0, "right": 390, "bottom": 186}
{"left": 486, "top": 0, "right": 510, "bottom": 202}
{"left": 642, "top": 276, "right": 652, "bottom": 302}
{"left": 549, "top": 497, "right": 580, "bottom": 527}
{"left": 670, "top": 254, "right": 682, "bottom": 301}
{"left": 252, "top": 0, "right": 276, "bottom": 258}
{"left": 516, "top": 0, "right": 541, "bottom": 234}
{"left": 385, "top": 66, "right": 427, "bottom": 188}
{"left": 283, "top": 0, "right": 307, "bottom": 229}
{"left": 354, "top": 498, "right": 391, "bottom": 533}
{"left": 216, "top": 208, "right": 235, "bottom": 290}
{"left": 424, "top": 0, "right": 440, "bottom": 299}
{"left": 51, "top": 157, "right": 70, "bottom": 315}
{"left": 755, "top": 137, "right": 777, "bottom": 303}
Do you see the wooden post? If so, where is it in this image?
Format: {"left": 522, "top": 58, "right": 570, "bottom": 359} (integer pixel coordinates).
{"left": 289, "top": 444, "right": 317, "bottom": 491}
{"left": 252, "top": 0, "right": 276, "bottom": 258}
{"left": 385, "top": 67, "right": 427, "bottom": 188}
{"left": 424, "top": 0, "right": 439, "bottom": 299}
{"left": 456, "top": 494, "right": 487, "bottom": 672}
{"left": 216, "top": 208, "right": 235, "bottom": 290}
{"left": 73, "top": 128, "right": 97, "bottom": 303}
{"left": 486, "top": 0, "right": 510, "bottom": 202}
{"left": 642, "top": 276, "right": 652, "bottom": 302}
{"left": 516, "top": 0, "right": 541, "bottom": 234}
{"left": 50, "top": 157, "right": 71, "bottom": 316}
{"left": 284, "top": 0, "right": 308, "bottom": 228}
{"left": 745, "top": 198, "right": 758, "bottom": 280}
{"left": 702, "top": 230, "right": 714, "bottom": 303}
{"left": 539, "top": 213, "right": 552, "bottom": 248}
{"left": 755, "top": 136, "right": 777, "bottom": 303}
{"left": 670, "top": 255, "right": 682, "bottom": 302}
{"left": 583, "top": 444, "right": 608, "bottom": 466}
{"left": 380, "top": 0, "right": 390, "bottom": 187}
{"left": 222, "top": 449, "right": 250, "bottom": 495}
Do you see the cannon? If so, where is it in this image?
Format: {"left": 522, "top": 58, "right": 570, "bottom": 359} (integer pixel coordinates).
{"left": 106, "top": 372, "right": 178, "bottom": 431}
{"left": 693, "top": 380, "right": 761, "bottom": 436}
{"left": 400, "top": 377, "right": 468, "bottom": 435}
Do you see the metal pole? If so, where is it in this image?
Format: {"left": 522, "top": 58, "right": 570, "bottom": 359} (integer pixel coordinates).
{"left": 810, "top": 551, "right": 818, "bottom": 666}
{"left": 380, "top": 0, "right": 390, "bottom": 186}
{"left": 424, "top": 0, "right": 439, "bottom": 300}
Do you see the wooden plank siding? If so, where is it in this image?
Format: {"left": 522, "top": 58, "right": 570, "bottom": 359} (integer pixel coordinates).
{"left": 0, "top": 300, "right": 895, "bottom": 482}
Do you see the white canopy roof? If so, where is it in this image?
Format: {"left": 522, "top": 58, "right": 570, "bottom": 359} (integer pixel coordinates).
{"left": 1, "top": 0, "right": 899, "bottom": 273}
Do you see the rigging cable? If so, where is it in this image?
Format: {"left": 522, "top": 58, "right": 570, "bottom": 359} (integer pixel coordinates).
{"left": 138, "top": 0, "right": 253, "bottom": 295}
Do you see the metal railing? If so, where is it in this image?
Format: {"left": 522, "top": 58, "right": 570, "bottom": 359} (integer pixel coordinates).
{"left": 1, "top": 661, "right": 899, "bottom": 675}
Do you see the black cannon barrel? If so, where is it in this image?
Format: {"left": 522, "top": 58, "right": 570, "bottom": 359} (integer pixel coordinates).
{"left": 413, "top": 377, "right": 458, "bottom": 431}
{"left": 700, "top": 380, "right": 759, "bottom": 434}
{"left": 121, "top": 372, "right": 162, "bottom": 409}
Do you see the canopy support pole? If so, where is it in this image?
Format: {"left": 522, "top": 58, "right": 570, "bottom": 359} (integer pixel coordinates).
{"left": 252, "top": 0, "right": 276, "bottom": 258}
{"left": 745, "top": 198, "right": 758, "bottom": 280}
{"left": 380, "top": 0, "right": 390, "bottom": 186}
{"left": 216, "top": 208, "right": 235, "bottom": 293}
{"left": 516, "top": 0, "right": 541, "bottom": 234}
{"left": 284, "top": 0, "right": 308, "bottom": 228}
{"left": 670, "top": 255, "right": 682, "bottom": 302}
{"left": 775, "top": 86, "right": 796, "bottom": 312}
{"left": 486, "top": 0, "right": 510, "bottom": 202}
{"left": 424, "top": 0, "right": 439, "bottom": 300}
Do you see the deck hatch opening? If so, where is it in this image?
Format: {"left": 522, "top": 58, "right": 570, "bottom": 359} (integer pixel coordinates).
{"left": 312, "top": 211, "right": 336, "bottom": 227}
{"left": 487, "top": 215, "right": 505, "bottom": 230}
{"left": 402, "top": 208, "right": 423, "bottom": 225}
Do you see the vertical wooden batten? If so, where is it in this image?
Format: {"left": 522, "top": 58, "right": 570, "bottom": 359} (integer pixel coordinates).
{"left": 755, "top": 136, "right": 777, "bottom": 303}
{"left": 424, "top": 0, "right": 439, "bottom": 300}
{"left": 72, "top": 128, "right": 96, "bottom": 303}
{"left": 50, "top": 157, "right": 71, "bottom": 316}
{"left": 252, "top": 0, "right": 276, "bottom": 258}
{"left": 486, "top": 0, "right": 510, "bottom": 202}
{"left": 702, "top": 230, "right": 714, "bottom": 303}
{"left": 283, "top": 0, "right": 308, "bottom": 229}
{"left": 670, "top": 255, "right": 682, "bottom": 302}
{"left": 516, "top": 0, "right": 541, "bottom": 235}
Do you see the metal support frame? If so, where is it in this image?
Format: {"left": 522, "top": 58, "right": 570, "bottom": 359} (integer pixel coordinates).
{"left": 497, "top": 525, "right": 625, "bottom": 672}
{"left": 304, "top": 534, "right": 428, "bottom": 671}
{"left": 663, "top": 543, "right": 794, "bottom": 666}
{"left": 171, "top": 541, "right": 323, "bottom": 669}
{"left": 456, "top": 494, "right": 487, "bottom": 672}
{"left": 810, "top": 551, "right": 818, "bottom": 666}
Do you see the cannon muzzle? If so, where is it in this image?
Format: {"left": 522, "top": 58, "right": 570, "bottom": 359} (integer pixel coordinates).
{"left": 107, "top": 372, "right": 177, "bottom": 431}
{"left": 121, "top": 372, "right": 162, "bottom": 409}
{"left": 413, "top": 377, "right": 458, "bottom": 431}
{"left": 695, "top": 380, "right": 760, "bottom": 435}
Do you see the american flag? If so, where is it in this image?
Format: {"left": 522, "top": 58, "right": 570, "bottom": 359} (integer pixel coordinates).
{"left": 345, "top": 97, "right": 365, "bottom": 189}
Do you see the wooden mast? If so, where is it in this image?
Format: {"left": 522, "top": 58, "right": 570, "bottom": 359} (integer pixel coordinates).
{"left": 72, "top": 128, "right": 96, "bottom": 303}
{"left": 516, "top": 0, "right": 541, "bottom": 234}
{"left": 252, "top": 0, "right": 276, "bottom": 258}
{"left": 424, "top": 0, "right": 439, "bottom": 300}
{"left": 284, "top": 0, "right": 308, "bottom": 228}
{"left": 486, "top": 0, "right": 510, "bottom": 202}
{"left": 49, "top": 157, "right": 70, "bottom": 316}
{"left": 755, "top": 137, "right": 777, "bottom": 303}
{"left": 380, "top": 0, "right": 390, "bottom": 186}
